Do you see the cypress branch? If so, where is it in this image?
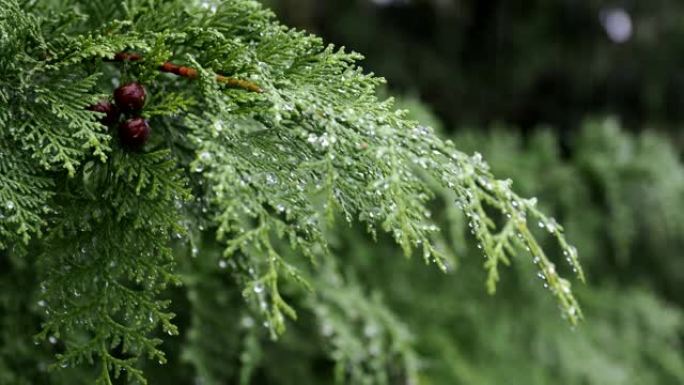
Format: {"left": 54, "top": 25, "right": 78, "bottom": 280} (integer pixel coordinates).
{"left": 0, "top": 0, "right": 586, "bottom": 383}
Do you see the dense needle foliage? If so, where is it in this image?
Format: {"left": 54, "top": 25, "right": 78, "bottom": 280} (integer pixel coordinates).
{"left": 0, "top": 0, "right": 588, "bottom": 384}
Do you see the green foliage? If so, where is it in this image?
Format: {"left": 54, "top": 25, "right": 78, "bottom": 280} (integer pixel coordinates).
{"left": 161, "top": 115, "right": 684, "bottom": 384}
{"left": 303, "top": 257, "right": 419, "bottom": 385}
{"left": 175, "top": 250, "right": 418, "bottom": 385}
{"left": 428, "top": 118, "right": 684, "bottom": 385}
{"left": 1, "top": 0, "right": 585, "bottom": 383}
{"left": 455, "top": 118, "right": 684, "bottom": 296}
{"left": 36, "top": 149, "right": 188, "bottom": 384}
{"left": 332, "top": 114, "right": 684, "bottom": 385}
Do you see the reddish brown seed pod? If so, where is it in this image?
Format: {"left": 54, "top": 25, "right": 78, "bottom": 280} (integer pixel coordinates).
{"left": 159, "top": 62, "right": 178, "bottom": 74}
{"left": 87, "top": 100, "right": 120, "bottom": 126}
{"left": 186, "top": 67, "right": 199, "bottom": 78}
{"left": 114, "top": 82, "right": 147, "bottom": 112}
{"left": 118, "top": 117, "right": 151, "bottom": 150}
{"left": 178, "top": 66, "right": 198, "bottom": 78}
{"left": 112, "top": 52, "right": 142, "bottom": 62}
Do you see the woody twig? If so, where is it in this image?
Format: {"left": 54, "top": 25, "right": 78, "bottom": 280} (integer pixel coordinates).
{"left": 110, "top": 52, "right": 264, "bottom": 93}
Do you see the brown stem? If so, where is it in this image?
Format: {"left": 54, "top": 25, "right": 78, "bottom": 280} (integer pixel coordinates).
{"left": 112, "top": 52, "right": 142, "bottom": 62}
{"left": 109, "top": 52, "right": 264, "bottom": 93}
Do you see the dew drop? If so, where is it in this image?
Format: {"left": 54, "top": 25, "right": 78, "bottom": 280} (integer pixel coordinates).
{"left": 546, "top": 264, "right": 556, "bottom": 275}
{"left": 241, "top": 316, "right": 254, "bottom": 328}
{"left": 321, "top": 322, "right": 334, "bottom": 337}
{"left": 363, "top": 323, "right": 379, "bottom": 338}
{"left": 562, "top": 283, "right": 571, "bottom": 294}
{"left": 265, "top": 173, "right": 278, "bottom": 186}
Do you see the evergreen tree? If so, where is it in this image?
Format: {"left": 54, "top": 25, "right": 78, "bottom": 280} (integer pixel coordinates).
{"left": 1, "top": 0, "right": 584, "bottom": 383}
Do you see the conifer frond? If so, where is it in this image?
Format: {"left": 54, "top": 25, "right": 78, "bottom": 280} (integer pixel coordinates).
{"left": 0, "top": 0, "right": 586, "bottom": 382}
{"left": 0, "top": 141, "right": 52, "bottom": 250}
{"left": 36, "top": 149, "right": 189, "bottom": 384}
{"left": 307, "top": 257, "right": 419, "bottom": 385}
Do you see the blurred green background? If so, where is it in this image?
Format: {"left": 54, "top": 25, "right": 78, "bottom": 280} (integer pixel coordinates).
{"left": 267, "top": 0, "right": 684, "bottom": 141}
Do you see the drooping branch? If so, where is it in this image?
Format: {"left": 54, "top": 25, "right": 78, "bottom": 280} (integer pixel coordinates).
{"left": 110, "top": 52, "right": 264, "bottom": 93}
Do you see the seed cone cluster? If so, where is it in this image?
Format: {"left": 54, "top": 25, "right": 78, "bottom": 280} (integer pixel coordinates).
{"left": 114, "top": 82, "right": 146, "bottom": 112}
{"left": 87, "top": 82, "right": 150, "bottom": 150}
